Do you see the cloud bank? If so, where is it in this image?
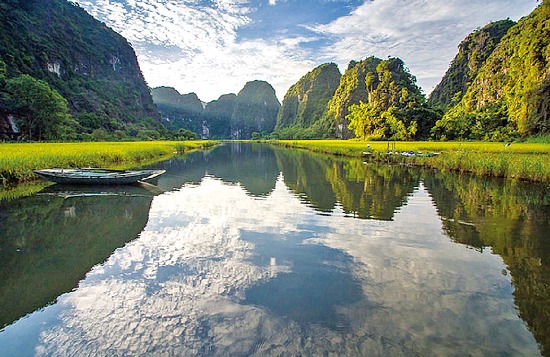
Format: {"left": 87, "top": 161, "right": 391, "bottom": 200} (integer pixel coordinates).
{"left": 77, "top": 0, "right": 538, "bottom": 101}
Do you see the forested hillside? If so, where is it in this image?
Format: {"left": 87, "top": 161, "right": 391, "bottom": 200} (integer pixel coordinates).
{"left": 428, "top": 19, "right": 516, "bottom": 111}
{"left": 0, "top": 0, "right": 163, "bottom": 141}
{"left": 151, "top": 87, "right": 203, "bottom": 138}
{"left": 317, "top": 57, "right": 381, "bottom": 138}
{"left": 433, "top": 2, "right": 549, "bottom": 140}
{"left": 345, "top": 57, "right": 437, "bottom": 140}
{"left": 231, "top": 81, "right": 280, "bottom": 139}
{"left": 274, "top": 63, "right": 341, "bottom": 139}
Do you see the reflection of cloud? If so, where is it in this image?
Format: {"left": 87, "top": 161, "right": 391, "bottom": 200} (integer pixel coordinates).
{"left": 310, "top": 184, "right": 538, "bottom": 355}
{"left": 32, "top": 179, "right": 538, "bottom": 355}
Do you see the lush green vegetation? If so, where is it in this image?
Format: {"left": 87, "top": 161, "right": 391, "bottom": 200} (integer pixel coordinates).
{"left": 317, "top": 57, "right": 381, "bottom": 138}
{"left": 274, "top": 63, "right": 341, "bottom": 135}
{"left": 0, "top": 141, "right": 218, "bottom": 189}
{"left": 428, "top": 19, "right": 516, "bottom": 111}
{"left": 0, "top": 0, "right": 164, "bottom": 140}
{"left": 231, "top": 80, "right": 280, "bottom": 139}
{"left": 270, "top": 3, "right": 548, "bottom": 142}
{"left": 346, "top": 57, "right": 438, "bottom": 141}
{"left": 272, "top": 140, "right": 550, "bottom": 182}
{"left": 2, "top": 73, "right": 77, "bottom": 141}
{"left": 1, "top": 0, "right": 547, "bottom": 144}
{"left": 433, "top": 2, "right": 549, "bottom": 140}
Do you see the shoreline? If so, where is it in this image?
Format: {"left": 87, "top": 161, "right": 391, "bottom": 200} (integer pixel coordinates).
{"left": 270, "top": 140, "right": 550, "bottom": 183}
{"left": 0, "top": 140, "right": 219, "bottom": 200}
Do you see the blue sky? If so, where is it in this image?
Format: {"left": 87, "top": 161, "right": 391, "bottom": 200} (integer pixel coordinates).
{"left": 75, "top": 0, "right": 539, "bottom": 102}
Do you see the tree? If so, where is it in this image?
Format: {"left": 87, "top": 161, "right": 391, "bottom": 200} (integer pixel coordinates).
{"left": 347, "top": 57, "right": 432, "bottom": 140}
{"left": 5, "top": 74, "right": 74, "bottom": 140}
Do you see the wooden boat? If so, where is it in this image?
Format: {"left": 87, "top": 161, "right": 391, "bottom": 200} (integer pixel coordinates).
{"left": 34, "top": 168, "right": 166, "bottom": 185}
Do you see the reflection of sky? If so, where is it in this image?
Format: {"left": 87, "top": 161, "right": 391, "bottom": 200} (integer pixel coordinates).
{"left": 0, "top": 176, "right": 539, "bottom": 355}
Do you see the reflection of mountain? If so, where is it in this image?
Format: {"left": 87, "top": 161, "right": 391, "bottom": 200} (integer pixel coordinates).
{"left": 424, "top": 172, "right": 550, "bottom": 355}
{"left": 274, "top": 148, "right": 420, "bottom": 219}
{"left": 0, "top": 185, "right": 154, "bottom": 328}
{"left": 155, "top": 143, "right": 280, "bottom": 197}
{"left": 0, "top": 148, "right": 544, "bottom": 356}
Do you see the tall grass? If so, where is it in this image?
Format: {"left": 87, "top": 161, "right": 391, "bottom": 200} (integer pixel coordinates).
{"left": 0, "top": 141, "right": 218, "bottom": 187}
{"left": 273, "top": 140, "right": 550, "bottom": 182}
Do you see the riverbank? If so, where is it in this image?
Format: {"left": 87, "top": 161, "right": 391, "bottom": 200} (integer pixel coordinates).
{"left": 0, "top": 140, "right": 219, "bottom": 200}
{"left": 272, "top": 140, "right": 550, "bottom": 183}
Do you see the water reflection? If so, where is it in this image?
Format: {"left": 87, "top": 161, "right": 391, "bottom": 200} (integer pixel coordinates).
{"left": 0, "top": 143, "right": 547, "bottom": 356}
{"left": 274, "top": 148, "right": 420, "bottom": 219}
{"left": 0, "top": 184, "right": 155, "bottom": 329}
{"left": 424, "top": 172, "right": 550, "bottom": 355}
{"left": 155, "top": 143, "right": 280, "bottom": 197}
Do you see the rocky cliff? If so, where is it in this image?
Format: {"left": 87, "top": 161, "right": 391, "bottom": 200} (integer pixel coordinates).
{"left": 0, "top": 0, "right": 162, "bottom": 139}
{"left": 433, "top": 2, "right": 550, "bottom": 139}
{"left": 231, "top": 81, "right": 280, "bottom": 139}
{"left": 428, "top": 19, "right": 516, "bottom": 110}
{"left": 151, "top": 87, "right": 204, "bottom": 134}
{"left": 275, "top": 63, "right": 341, "bottom": 130}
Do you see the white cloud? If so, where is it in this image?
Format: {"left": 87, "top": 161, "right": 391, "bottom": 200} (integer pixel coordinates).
{"left": 78, "top": 0, "right": 316, "bottom": 101}
{"left": 311, "top": 0, "right": 538, "bottom": 94}
{"left": 78, "top": 0, "right": 538, "bottom": 100}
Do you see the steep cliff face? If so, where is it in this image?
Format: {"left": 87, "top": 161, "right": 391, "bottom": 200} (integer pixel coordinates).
{"left": 346, "top": 57, "right": 435, "bottom": 140}
{"left": 203, "top": 94, "right": 237, "bottom": 139}
{"left": 152, "top": 87, "right": 204, "bottom": 133}
{"left": 428, "top": 19, "right": 516, "bottom": 110}
{"left": 318, "top": 57, "right": 381, "bottom": 138}
{"left": 151, "top": 82, "right": 280, "bottom": 140}
{"left": 231, "top": 81, "right": 280, "bottom": 139}
{"left": 0, "top": 0, "right": 162, "bottom": 138}
{"left": 434, "top": 2, "right": 550, "bottom": 139}
{"left": 152, "top": 87, "right": 204, "bottom": 113}
{"left": 276, "top": 63, "right": 341, "bottom": 130}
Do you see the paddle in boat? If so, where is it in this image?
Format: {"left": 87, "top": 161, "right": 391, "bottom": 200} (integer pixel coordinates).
{"left": 34, "top": 168, "right": 166, "bottom": 185}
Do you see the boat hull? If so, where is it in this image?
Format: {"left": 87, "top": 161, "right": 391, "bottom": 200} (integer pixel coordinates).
{"left": 34, "top": 168, "right": 166, "bottom": 185}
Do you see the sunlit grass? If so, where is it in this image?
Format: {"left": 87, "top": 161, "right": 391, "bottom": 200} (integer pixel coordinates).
{"left": 0, "top": 141, "right": 218, "bottom": 187}
{"left": 273, "top": 140, "right": 550, "bottom": 182}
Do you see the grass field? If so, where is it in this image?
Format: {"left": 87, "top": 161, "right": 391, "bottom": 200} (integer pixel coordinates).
{"left": 273, "top": 140, "right": 550, "bottom": 182}
{"left": 0, "top": 140, "right": 218, "bottom": 188}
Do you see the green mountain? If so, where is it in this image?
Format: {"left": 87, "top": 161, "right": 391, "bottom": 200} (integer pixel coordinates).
{"left": 0, "top": 0, "right": 162, "bottom": 140}
{"left": 231, "top": 80, "right": 281, "bottom": 139}
{"left": 312, "top": 56, "right": 435, "bottom": 140}
{"left": 346, "top": 57, "right": 437, "bottom": 140}
{"left": 151, "top": 87, "right": 204, "bottom": 134}
{"left": 151, "top": 82, "right": 280, "bottom": 140}
{"left": 275, "top": 63, "right": 341, "bottom": 132}
{"left": 428, "top": 19, "right": 516, "bottom": 111}
{"left": 433, "top": 2, "right": 550, "bottom": 140}
{"left": 203, "top": 94, "right": 237, "bottom": 139}
{"left": 317, "top": 57, "right": 382, "bottom": 138}
{"left": 152, "top": 87, "right": 204, "bottom": 113}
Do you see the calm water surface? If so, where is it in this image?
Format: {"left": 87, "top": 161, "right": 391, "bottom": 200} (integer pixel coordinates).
{"left": 0, "top": 143, "right": 548, "bottom": 356}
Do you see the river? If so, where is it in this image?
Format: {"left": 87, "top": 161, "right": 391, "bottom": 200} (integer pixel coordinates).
{"left": 0, "top": 142, "right": 548, "bottom": 356}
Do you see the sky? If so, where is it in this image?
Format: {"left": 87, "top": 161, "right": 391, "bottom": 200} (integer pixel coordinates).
{"left": 74, "top": 0, "right": 539, "bottom": 102}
